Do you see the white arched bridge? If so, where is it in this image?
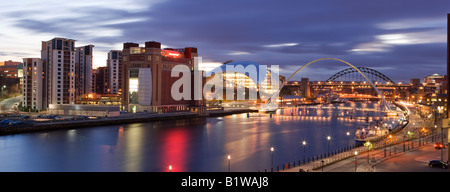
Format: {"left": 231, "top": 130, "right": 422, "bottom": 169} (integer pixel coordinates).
{"left": 261, "top": 58, "right": 393, "bottom": 112}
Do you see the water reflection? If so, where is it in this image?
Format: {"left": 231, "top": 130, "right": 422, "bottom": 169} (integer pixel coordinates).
{"left": 0, "top": 102, "right": 387, "bottom": 172}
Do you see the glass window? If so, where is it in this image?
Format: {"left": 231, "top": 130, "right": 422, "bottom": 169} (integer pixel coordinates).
{"left": 130, "top": 47, "right": 141, "bottom": 54}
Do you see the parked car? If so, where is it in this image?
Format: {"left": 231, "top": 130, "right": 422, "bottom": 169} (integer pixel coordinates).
{"left": 10, "top": 120, "right": 23, "bottom": 125}
{"left": 435, "top": 142, "right": 446, "bottom": 149}
{"left": 53, "top": 116, "right": 64, "bottom": 120}
{"left": 0, "top": 119, "right": 10, "bottom": 124}
{"left": 429, "top": 160, "right": 449, "bottom": 169}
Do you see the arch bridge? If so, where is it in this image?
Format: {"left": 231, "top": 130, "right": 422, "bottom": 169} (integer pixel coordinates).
{"left": 262, "top": 58, "right": 393, "bottom": 112}
{"left": 311, "top": 67, "right": 402, "bottom": 96}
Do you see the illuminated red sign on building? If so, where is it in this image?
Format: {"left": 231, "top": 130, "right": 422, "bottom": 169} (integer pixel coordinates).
{"left": 161, "top": 50, "right": 181, "bottom": 58}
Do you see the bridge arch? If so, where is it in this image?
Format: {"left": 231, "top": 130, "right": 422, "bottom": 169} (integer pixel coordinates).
{"left": 264, "top": 58, "right": 391, "bottom": 111}
{"left": 314, "top": 66, "right": 399, "bottom": 95}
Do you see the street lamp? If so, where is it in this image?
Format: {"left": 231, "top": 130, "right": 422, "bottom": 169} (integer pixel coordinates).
{"left": 327, "top": 136, "right": 331, "bottom": 156}
{"left": 321, "top": 160, "right": 324, "bottom": 172}
{"left": 270, "top": 147, "right": 274, "bottom": 172}
{"left": 388, "top": 135, "right": 393, "bottom": 156}
{"left": 354, "top": 151, "right": 358, "bottom": 172}
{"left": 302, "top": 140, "right": 306, "bottom": 164}
{"left": 227, "top": 155, "right": 231, "bottom": 172}
{"left": 346, "top": 131, "right": 350, "bottom": 148}
{"left": 364, "top": 141, "right": 372, "bottom": 163}
{"left": 169, "top": 165, "right": 172, "bottom": 172}
{"left": 407, "top": 131, "right": 414, "bottom": 149}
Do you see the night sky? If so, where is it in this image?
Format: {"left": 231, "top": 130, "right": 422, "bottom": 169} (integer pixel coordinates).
{"left": 1, "top": 0, "right": 449, "bottom": 82}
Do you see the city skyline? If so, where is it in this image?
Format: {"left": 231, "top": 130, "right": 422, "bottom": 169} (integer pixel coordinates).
{"left": 0, "top": 0, "right": 449, "bottom": 82}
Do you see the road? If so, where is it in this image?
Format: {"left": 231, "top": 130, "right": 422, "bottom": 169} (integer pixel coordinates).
{"left": 0, "top": 95, "right": 21, "bottom": 113}
{"left": 374, "top": 144, "right": 448, "bottom": 172}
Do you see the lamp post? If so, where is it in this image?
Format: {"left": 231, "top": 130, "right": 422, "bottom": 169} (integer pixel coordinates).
{"left": 327, "top": 136, "right": 331, "bottom": 156}
{"left": 354, "top": 151, "right": 358, "bottom": 172}
{"left": 346, "top": 131, "right": 350, "bottom": 149}
{"left": 364, "top": 141, "right": 372, "bottom": 163}
{"left": 321, "top": 160, "right": 324, "bottom": 172}
{"left": 270, "top": 147, "right": 274, "bottom": 172}
{"left": 227, "top": 155, "right": 231, "bottom": 172}
{"left": 302, "top": 140, "right": 306, "bottom": 164}
{"left": 389, "top": 135, "right": 392, "bottom": 156}
{"left": 169, "top": 165, "right": 172, "bottom": 172}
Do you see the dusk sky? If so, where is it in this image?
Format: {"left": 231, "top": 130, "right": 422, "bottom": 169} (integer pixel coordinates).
{"left": 1, "top": 0, "right": 449, "bottom": 82}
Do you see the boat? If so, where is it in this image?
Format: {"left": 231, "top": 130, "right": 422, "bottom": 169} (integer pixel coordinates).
{"left": 354, "top": 121, "right": 389, "bottom": 144}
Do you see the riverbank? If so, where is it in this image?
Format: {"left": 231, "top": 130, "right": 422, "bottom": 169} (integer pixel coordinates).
{"left": 0, "top": 108, "right": 258, "bottom": 136}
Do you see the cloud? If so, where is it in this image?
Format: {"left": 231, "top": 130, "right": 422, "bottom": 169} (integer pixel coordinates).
{"left": 262, "top": 43, "right": 300, "bottom": 48}
{"left": 0, "top": 0, "right": 447, "bottom": 81}
{"left": 228, "top": 51, "right": 251, "bottom": 56}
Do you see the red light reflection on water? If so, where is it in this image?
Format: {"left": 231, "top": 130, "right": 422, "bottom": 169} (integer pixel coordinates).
{"left": 160, "top": 128, "right": 188, "bottom": 172}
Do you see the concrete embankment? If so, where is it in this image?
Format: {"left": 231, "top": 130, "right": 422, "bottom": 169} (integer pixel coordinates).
{"left": 0, "top": 109, "right": 258, "bottom": 136}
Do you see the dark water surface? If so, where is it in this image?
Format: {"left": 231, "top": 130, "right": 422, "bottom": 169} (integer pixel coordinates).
{"left": 0, "top": 102, "right": 393, "bottom": 172}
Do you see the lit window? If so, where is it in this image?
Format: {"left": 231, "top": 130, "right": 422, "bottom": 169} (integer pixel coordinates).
{"left": 130, "top": 47, "right": 141, "bottom": 54}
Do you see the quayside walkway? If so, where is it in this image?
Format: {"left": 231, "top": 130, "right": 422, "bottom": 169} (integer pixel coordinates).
{"left": 271, "top": 112, "right": 448, "bottom": 172}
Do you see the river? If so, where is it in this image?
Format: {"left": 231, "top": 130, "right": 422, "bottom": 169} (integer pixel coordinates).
{"left": 0, "top": 102, "right": 397, "bottom": 172}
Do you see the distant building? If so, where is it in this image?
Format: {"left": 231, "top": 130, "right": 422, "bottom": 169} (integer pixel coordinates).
{"left": 0, "top": 60, "right": 21, "bottom": 79}
{"left": 75, "top": 45, "right": 94, "bottom": 100}
{"left": 120, "top": 41, "right": 203, "bottom": 113}
{"left": 0, "top": 60, "right": 22, "bottom": 97}
{"left": 22, "top": 58, "right": 45, "bottom": 110}
{"left": 92, "top": 66, "right": 108, "bottom": 94}
{"left": 424, "top": 73, "right": 445, "bottom": 85}
{"left": 410, "top": 78, "right": 421, "bottom": 88}
{"left": 107, "top": 50, "right": 121, "bottom": 94}
{"left": 0, "top": 60, "right": 21, "bottom": 67}
{"left": 21, "top": 37, "right": 95, "bottom": 110}
{"left": 41, "top": 37, "right": 77, "bottom": 106}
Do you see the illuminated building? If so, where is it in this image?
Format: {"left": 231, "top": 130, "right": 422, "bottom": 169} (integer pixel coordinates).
{"left": 0, "top": 60, "right": 22, "bottom": 96}
{"left": 107, "top": 50, "right": 122, "bottom": 94}
{"left": 205, "top": 61, "right": 281, "bottom": 102}
{"left": 80, "top": 93, "right": 121, "bottom": 106}
{"left": 41, "top": 37, "right": 77, "bottom": 106}
{"left": 22, "top": 37, "right": 95, "bottom": 110}
{"left": 424, "top": 73, "right": 445, "bottom": 85}
{"left": 0, "top": 60, "right": 21, "bottom": 79}
{"left": 75, "top": 45, "right": 94, "bottom": 100}
{"left": 22, "top": 58, "right": 45, "bottom": 110}
{"left": 120, "top": 41, "right": 203, "bottom": 112}
{"left": 92, "top": 66, "right": 108, "bottom": 94}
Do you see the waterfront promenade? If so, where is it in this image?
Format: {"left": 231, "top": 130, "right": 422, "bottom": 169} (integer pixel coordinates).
{"left": 281, "top": 112, "right": 449, "bottom": 172}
